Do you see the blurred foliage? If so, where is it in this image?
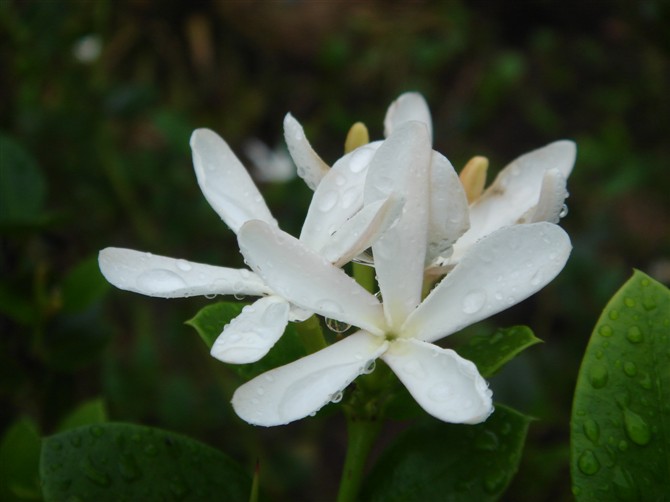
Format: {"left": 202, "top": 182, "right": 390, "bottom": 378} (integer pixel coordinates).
{"left": 1, "top": 0, "right": 669, "bottom": 500}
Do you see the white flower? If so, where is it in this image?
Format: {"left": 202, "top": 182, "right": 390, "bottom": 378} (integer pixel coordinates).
{"left": 243, "top": 138, "right": 296, "bottom": 183}
{"left": 99, "top": 128, "right": 401, "bottom": 364}
{"left": 230, "top": 122, "right": 572, "bottom": 427}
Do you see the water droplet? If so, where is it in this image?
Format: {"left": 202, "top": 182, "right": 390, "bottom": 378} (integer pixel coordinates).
{"left": 483, "top": 470, "right": 506, "bottom": 494}
{"left": 624, "top": 297, "right": 636, "bottom": 308}
{"left": 176, "top": 259, "right": 192, "bottom": 272}
{"left": 264, "top": 374, "right": 275, "bottom": 382}
{"left": 403, "top": 359, "right": 427, "bottom": 379}
{"left": 559, "top": 204, "right": 569, "bottom": 218}
{"left": 348, "top": 147, "right": 374, "bottom": 173}
{"left": 623, "top": 361, "right": 637, "bottom": 377}
{"left": 82, "top": 456, "right": 111, "bottom": 487}
{"left": 474, "top": 430, "right": 499, "bottom": 452}
{"left": 330, "top": 391, "right": 344, "bottom": 403}
{"left": 583, "top": 419, "right": 600, "bottom": 443}
{"left": 589, "top": 364, "right": 609, "bottom": 389}
{"left": 577, "top": 449, "right": 600, "bottom": 475}
{"left": 118, "top": 453, "right": 141, "bottom": 482}
{"left": 428, "top": 383, "right": 453, "bottom": 402}
{"left": 462, "top": 289, "right": 486, "bottom": 314}
{"left": 626, "top": 326, "right": 643, "bottom": 343}
{"left": 623, "top": 409, "right": 651, "bottom": 446}
{"left": 612, "top": 466, "right": 636, "bottom": 500}
{"left": 204, "top": 292, "right": 216, "bottom": 299}
{"left": 136, "top": 269, "right": 187, "bottom": 294}
{"left": 317, "top": 299, "right": 343, "bottom": 314}
{"left": 618, "top": 439, "right": 628, "bottom": 451}
{"left": 608, "top": 309, "right": 620, "bottom": 320}
{"left": 642, "top": 298, "right": 657, "bottom": 311}
{"left": 326, "top": 317, "right": 351, "bottom": 333}
{"left": 638, "top": 372, "right": 653, "bottom": 390}
{"left": 362, "top": 360, "right": 376, "bottom": 374}
{"left": 598, "top": 325, "right": 613, "bottom": 337}
{"left": 317, "top": 190, "right": 339, "bottom": 212}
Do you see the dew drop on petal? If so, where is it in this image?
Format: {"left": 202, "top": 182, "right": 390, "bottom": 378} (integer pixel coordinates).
{"left": 330, "top": 391, "right": 344, "bottom": 403}
{"left": 427, "top": 383, "right": 453, "bottom": 402}
{"left": 362, "top": 359, "right": 376, "bottom": 374}
{"left": 462, "top": 289, "right": 487, "bottom": 314}
{"left": 176, "top": 259, "right": 192, "bottom": 272}
{"left": 559, "top": 204, "right": 569, "bottom": 218}
{"left": 136, "top": 269, "right": 187, "bottom": 294}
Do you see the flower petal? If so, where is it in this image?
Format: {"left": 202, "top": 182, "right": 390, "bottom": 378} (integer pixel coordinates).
{"left": 426, "top": 150, "right": 470, "bottom": 265}
{"left": 283, "top": 113, "right": 330, "bottom": 190}
{"left": 321, "top": 195, "right": 404, "bottom": 268}
{"left": 452, "top": 140, "right": 575, "bottom": 259}
{"left": 232, "top": 331, "right": 388, "bottom": 426}
{"left": 243, "top": 138, "right": 295, "bottom": 183}
{"left": 382, "top": 338, "right": 493, "bottom": 424}
{"left": 527, "top": 168, "right": 568, "bottom": 224}
{"left": 238, "top": 220, "right": 386, "bottom": 334}
{"left": 299, "top": 142, "right": 382, "bottom": 253}
{"left": 364, "top": 121, "right": 431, "bottom": 329}
{"left": 191, "top": 128, "right": 276, "bottom": 233}
{"left": 210, "top": 296, "right": 290, "bottom": 364}
{"left": 383, "top": 92, "right": 433, "bottom": 142}
{"left": 98, "top": 247, "right": 272, "bottom": 298}
{"left": 403, "top": 222, "right": 571, "bottom": 343}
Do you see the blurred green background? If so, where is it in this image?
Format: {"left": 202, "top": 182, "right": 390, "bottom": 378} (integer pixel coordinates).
{"left": 1, "top": 1, "right": 669, "bottom": 500}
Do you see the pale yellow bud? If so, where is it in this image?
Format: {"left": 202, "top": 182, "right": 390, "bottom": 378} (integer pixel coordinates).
{"left": 459, "top": 156, "right": 489, "bottom": 204}
{"left": 344, "top": 122, "right": 370, "bottom": 154}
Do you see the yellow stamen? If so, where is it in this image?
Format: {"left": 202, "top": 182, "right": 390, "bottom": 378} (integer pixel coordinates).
{"left": 344, "top": 122, "right": 369, "bottom": 154}
{"left": 459, "top": 155, "right": 489, "bottom": 204}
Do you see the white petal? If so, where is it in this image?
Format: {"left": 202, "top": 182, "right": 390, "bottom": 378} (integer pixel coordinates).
{"left": 426, "top": 150, "right": 470, "bottom": 265}
{"left": 527, "top": 168, "right": 568, "bottom": 224}
{"left": 382, "top": 338, "right": 492, "bottom": 424}
{"left": 210, "top": 296, "right": 290, "bottom": 364}
{"left": 283, "top": 113, "right": 330, "bottom": 190}
{"left": 232, "top": 331, "right": 388, "bottom": 426}
{"left": 191, "top": 128, "right": 276, "bottom": 233}
{"left": 383, "top": 92, "right": 433, "bottom": 142}
{"left": 403, "top": 222, "right": 571, "bottom": 343}
{"left": 98, "top": 247, "right": 272, "bottom": 298}
{"left": 452, "top": 140, "right": 576, "bottom": 260}
{"left": 320, "top": 195, "right": 404, "bottom": 267}
{"left": 238, "top": 220, "right": 386, "bottom": 334}
{"left": 299, "top": 142, "right": 382, "bottom": 253}
{"left": 243, "top": 138, "right": 296, "bottom": 183}
{"left": 364, "top": 121, "right": 431, "bottom": 329}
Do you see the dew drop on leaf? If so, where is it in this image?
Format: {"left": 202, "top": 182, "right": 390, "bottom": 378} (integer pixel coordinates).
{"left": 577, "top": 449, "right": 601, "bottom": 475}
{"left": 589, "top": 364, "right": 609, "bottom": 389}
{"left": 583, "top": 419, "right": 600, "bottom": 443}
{"left": 598, "top": 325, "right": 613, "bottom": 337}
{"left": 623, "top": 408, "right": 651, "bottom": 446}
{"left": 626, "top": 326, "right": 643, "bottom": 344}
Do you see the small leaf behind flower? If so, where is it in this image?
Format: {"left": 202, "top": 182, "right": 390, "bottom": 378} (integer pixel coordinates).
{"left": 456, "top": 325, "right": 542, "bottom": 378}
{"left": 40, "top": 423, "right": 250, "bottom": 502}
{"left": 570, "top": 270, "right": 670, "bottom": 501}
{"left": 360, "top": 404, "right": 532, "bottom": 501}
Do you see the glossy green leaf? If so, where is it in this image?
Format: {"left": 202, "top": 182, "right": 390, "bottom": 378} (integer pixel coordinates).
{"left": 457, "top": 325, "right": 542, "bottom": 378}
{"left": 56, "top": 398, "right": 107, "bottom": 432}
{"left": 360, "top": 404, "right": 532, "bottom": 501}
{"left": 0, "top": 418, "right": 42, "bottom": 501}
{"left": 0, "top": 135, "right": 48, "bottom": 228}
{"left": 40, "top": 423, "right": 250, "bottom": 502}
{"left": 186, "top": 301, "right": 310, "bottom": 380}
{"left": 571, "top": 270, "right": 670, "bottom": 500}
{"left": 61, "top": 257, "right": 111, "bottom": 314}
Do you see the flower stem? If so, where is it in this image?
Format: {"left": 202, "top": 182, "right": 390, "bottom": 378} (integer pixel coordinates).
{"left": 295, "top": 314, "right": 327, "bottom": 354}
{"left": 353, "top": 262, "right": 376, "bottom": 294}
{"left": 336, "top": 413, "right": 382, "bottom": 502}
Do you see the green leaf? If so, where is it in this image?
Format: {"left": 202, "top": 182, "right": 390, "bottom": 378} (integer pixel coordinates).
{"left": 0, "top": 134, "right": 48, "bottom": 228}
{"left": 360, "top": 404, "right": 532, "bottom": 501}
{"left": 571, "top": 270, "right": 670, "bottom": 501}
{"left": 0, "top": 418, "right": 42, "bottom": 501}
{"left": 186, "top": 301, "right": 309, "bottom": 380}
{"left": 61, "top": 256, "right": 111, "bottom": 314}
{"left": 456, "top": 325, "right": 542, "bottom": 378}
{"left": 40, "top": 423, "right": 251, "bottom": 502}
{"left": 56, "top": 398, "right": 108, "bottom": 432}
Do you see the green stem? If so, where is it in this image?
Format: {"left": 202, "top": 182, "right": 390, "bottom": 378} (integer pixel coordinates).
{"left": 294, "top": 314, "right": 327, "bottom": 354}
{"left": 353, "top": 262, "right": 376, "bottom": 294}
{"left": 336, "top": 414, "right": 383, "bottom": 502}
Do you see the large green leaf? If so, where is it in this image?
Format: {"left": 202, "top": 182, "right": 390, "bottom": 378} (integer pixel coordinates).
{"left": 186, "top": 301, "right": 310, "bottom": 380}
{"left": 0, "top": 418, "right": 42, "bottom": 501}
{"left": 360, "top": 405, "right": 532, "bottom": 501}
{"left": 571, "top": 270, "right": 670, "bottom": 500}
{"left": 456, "top": 325, "right": 542, "bottom": 378}
{"left": 40, "top": 423, "right": 250, "bottom": 502}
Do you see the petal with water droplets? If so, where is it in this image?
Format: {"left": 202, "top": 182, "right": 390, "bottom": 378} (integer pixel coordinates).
{"left": 98, "top": 247, "right": 272, "bottom": 298}
{"left": 210, "top": 295, "right": 290, "bottom": 364}
{"left": 232, "top": 331, "right": 388, "bottom": 426}
{"left": 283, "top": 113, "right": 330, "bottom": 190}
{"left": 238, "top": 220, "right": 386, "bottom": 334}
{"left": 404, "top": 222, "right": 571, "bottom": 343}
{"left": 191, "top": 128, "right": 276, "bottom": 233}
{"left": 383, "top": 92, "right": 433, "bottom": 142}
{"left": 382, "top": 338, "right": 493, "bottom": 424}
{"left": 527, "top": 168, "right": 568, "bottom": 224}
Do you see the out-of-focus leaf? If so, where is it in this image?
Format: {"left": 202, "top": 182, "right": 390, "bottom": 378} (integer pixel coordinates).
{"left": 456, "top": 325, "right": 542, "bottom": 378}
{"left": 571, "top": 270, "right": 670, "bottom": 500}
{"left": 186, "top": 301, "right": 309, "bottom": 380}
{"left": 0, "top": 418, "right": 42, "bottom": 501}
{"left": 0, "top": 135, "right": 48, "bottom": 228}
{"left": 0, "top": 282, "right": 36, "bottom": 326}
{"left": 61, "top": 256, "right": 111, "bottom": 314}
{"left": 56, "top": 398, "right": 107, "bottom": 432}
{"left": 360, "top": 404, "right": 532, "bottom": 501}
{"left": 40, "top": 423, "right": 250, "bottom": 502}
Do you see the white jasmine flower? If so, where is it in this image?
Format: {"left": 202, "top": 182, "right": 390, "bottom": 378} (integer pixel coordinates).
{"left": 231, "top": 122, "right": 572, "bottom": 426}
{"left": 99, "top": 128, "right": 401, "bottom": 364}
{"left": 243, "top": 138, "right": 296, "bottom": 183}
